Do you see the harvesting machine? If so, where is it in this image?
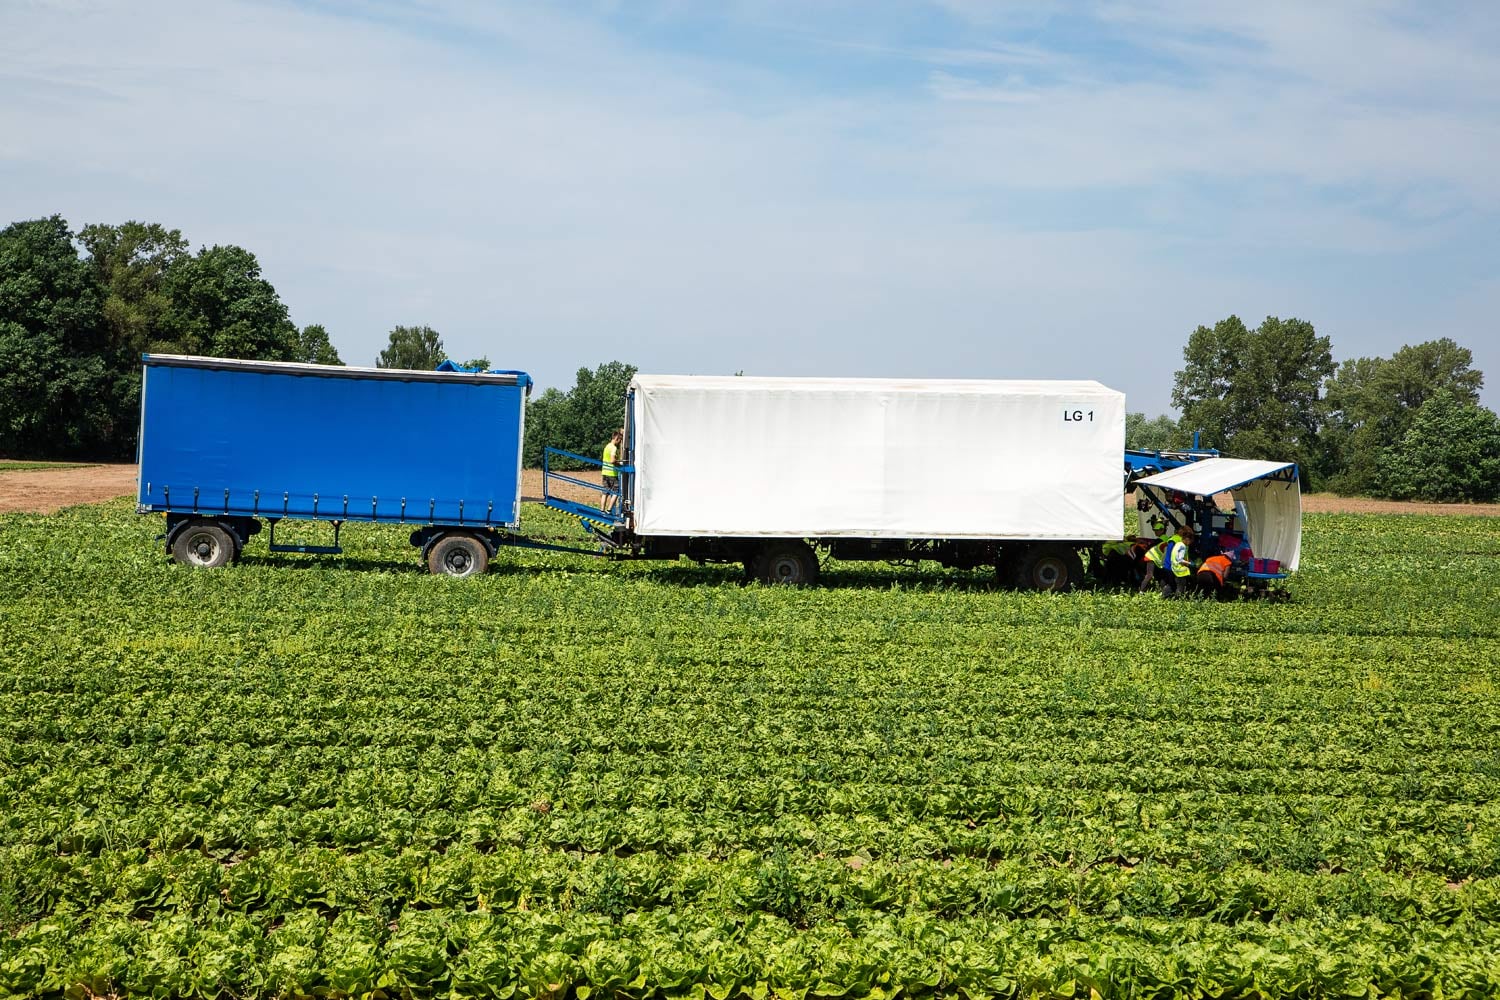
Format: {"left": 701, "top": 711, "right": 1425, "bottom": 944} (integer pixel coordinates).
{"left": 135, "top": 357, "right": 1301, "bottom": 590}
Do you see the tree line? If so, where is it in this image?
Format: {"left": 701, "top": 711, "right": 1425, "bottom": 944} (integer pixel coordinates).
{"left": 3, "top": 216, "right": 1496, "bottom": 499}
{"left": 0, "top": 216, "right": 338, "bottom": 459}
{"left": 1127, "top": 315, "right": 1500, "bottom": 502}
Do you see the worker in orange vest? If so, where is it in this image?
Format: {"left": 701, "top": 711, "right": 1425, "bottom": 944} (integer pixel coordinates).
{"left": 1195, "top": 551, "right": 1236, "bottom": 600}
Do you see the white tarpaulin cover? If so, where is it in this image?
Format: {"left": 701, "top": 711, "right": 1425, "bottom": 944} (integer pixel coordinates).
{"left": 1134, "top": 457, "right": 1302, "bottom": 571}
{"left": 629, "top": 375, "right": 1125, "bottom": 539}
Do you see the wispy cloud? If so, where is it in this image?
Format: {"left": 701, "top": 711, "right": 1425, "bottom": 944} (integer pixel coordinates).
{"left": 1, "top": 0, "right": 1496, "bottom": 413}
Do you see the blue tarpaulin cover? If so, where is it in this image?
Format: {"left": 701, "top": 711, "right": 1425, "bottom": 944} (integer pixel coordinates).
{"left": 136, "top": 355, "right": 528, "bottom": 527}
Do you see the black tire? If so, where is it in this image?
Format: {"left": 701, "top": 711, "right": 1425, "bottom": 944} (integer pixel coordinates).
{"left": 427, "top": 533, "right": 489, "bottom": 578}
{"left": 753, "top": 540, "right": 819, "bottom": 586}
{"left": 171, "top": 522, "right": 234, "bottom": 569}
{"left": 1013, "top": 543, "right": 1084, "bottom": 592}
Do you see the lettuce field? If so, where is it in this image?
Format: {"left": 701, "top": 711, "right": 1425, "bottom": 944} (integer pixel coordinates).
{"left": 2, "top": 500, "right": 1499, "bottom": 999}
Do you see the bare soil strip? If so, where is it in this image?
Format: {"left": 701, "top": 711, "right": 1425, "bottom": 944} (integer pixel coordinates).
{"left": 1, "top": 464, "right": 1495, "bottom": 517}
{"left": 0, "top": 464, "right": 139, "bottom": 516}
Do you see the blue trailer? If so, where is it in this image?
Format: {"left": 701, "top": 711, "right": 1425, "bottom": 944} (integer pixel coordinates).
{"left": 136, "top": 355, "right": 530, "bottom": 575}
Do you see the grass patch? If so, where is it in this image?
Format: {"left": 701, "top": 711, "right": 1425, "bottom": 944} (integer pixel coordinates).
{"left": 0, "top": 460, "right": 98, "bottom": 473}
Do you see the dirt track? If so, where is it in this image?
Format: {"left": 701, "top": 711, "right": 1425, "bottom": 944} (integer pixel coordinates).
{"left": 1, "top": 463, "right": 1497, "bottom": 517}
{"left": 0, "top": 464, "right": 139, "bottom": 515}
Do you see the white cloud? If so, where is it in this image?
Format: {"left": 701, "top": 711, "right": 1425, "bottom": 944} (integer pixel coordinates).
{"left": 0, "top": 0, "right": 1496, "bottom": 415}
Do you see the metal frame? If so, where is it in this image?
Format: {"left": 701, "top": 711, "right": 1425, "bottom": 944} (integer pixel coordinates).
{"left": 138, "top": 487, "right": 510, "bottom": 529}
{"left": 541, "top": 447, "right": 631, "bottom": 527}
{"left": 267, "top": 518, "right": 344, "bottom": 555}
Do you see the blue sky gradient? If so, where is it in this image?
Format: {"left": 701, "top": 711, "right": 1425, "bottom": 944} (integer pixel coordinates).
{"left": 3, "top": 0, "right": 1497, "bottom": 415}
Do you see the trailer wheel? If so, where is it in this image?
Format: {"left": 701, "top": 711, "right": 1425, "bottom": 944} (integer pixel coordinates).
{"left": 171, "top": 522, "right": 234, "bottom": 569}
{"left": 753, "top": 540, "right": 819, "bottom": 586}
{"left": 1013, "top": 543, "right": 1083, "bottom": 592}
{"left": 427, "top": 533, "right": 489, "bottom": 578}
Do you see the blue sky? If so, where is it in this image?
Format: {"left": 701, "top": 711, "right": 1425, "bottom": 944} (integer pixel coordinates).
{"left": 3, "top": 0, "right": 1498, "bottom": 415}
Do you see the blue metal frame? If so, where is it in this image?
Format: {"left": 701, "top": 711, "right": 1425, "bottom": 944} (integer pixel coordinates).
{"left": 542, "top": 446, "right": 631, "bottom": 527}
{"left": 1123, "top": 446, "right": 1219, "bottom": 478}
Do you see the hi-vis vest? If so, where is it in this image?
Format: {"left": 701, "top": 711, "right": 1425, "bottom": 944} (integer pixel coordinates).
{"left": 1165, "top": 536, "right": 1193, "bottom": 577}
{"left": 602, "top": 442, "right": 619, "bottom": 478}
{"left": 1101, "top": 539, "right": 1134, "bottom": 557}
{"left": 1144, "top": 540, "right": 1168, "bottom": 567}
{"left": 1199, "top": 554, "right": 1232, "bottom": 584}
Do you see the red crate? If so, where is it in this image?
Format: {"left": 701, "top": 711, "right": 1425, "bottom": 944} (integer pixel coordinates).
{"left": 1251, "top": 557, "right": 1281, "bottom": 574}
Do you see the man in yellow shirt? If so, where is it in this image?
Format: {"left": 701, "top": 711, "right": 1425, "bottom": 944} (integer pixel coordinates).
{"left": 1159, "top": 523, "right": 1197, "bottom": 597}
{"left": 601, "top": 429, "right": 623, "bottom": 512}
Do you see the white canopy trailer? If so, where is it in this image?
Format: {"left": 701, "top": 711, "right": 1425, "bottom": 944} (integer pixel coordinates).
{"left": 545, "top": 374, "right": 1129, "bottom": 589}
{"left": 628, "top": 374, "right": 1126, "bottom": 540}
{"left": 1132, "top": 457, "right": 1302, "bottom": 572}
{"left": 543, "top": 375, "right": 1305, "bottom": 591}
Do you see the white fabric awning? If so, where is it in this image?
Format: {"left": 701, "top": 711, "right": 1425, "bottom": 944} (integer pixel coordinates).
{"left": 1134, "top": 457, "right": 1296, "bottom": 494}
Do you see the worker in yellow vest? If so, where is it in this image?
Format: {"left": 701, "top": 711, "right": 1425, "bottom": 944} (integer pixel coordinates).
{"left": 1137, "top": 526, "right": 1171, "bottom": 593}
{"left": 1159, "top": 523, "right": 1197, "bottom": 597}
{"left": 1099, "top": 536, "right": 1140, "bottom": 587}
{"left": 601, "top": 429, "right": 623, "bottom": 512}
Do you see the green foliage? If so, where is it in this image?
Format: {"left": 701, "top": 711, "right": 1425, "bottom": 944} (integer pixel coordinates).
{"left": 1321, "top": 339, "right": 1485, "bottom": 494}
{"left": 460, "top": 356, "right": 491, "bottom": 371}
{"left": 523, "top": 361, "right": 636, "bottom": 467}
{"left": 376, "top": 325, "right": 446, "bottom": 370}
{"left": 1124, "top": 412, "right": 1185, "bottom": 451}
{"left": 523, "top": 386, "right": 567, "bottom": 466}
{"left": 297, "top": 324, "right": 343, "bottom": 366}
{"left": 1377, "top": 390, "right": 1500, "bottom": 502}
{"left": 2, "top": 501, "right": 1500, "bottom": 996}
{"left": 77, "top": 221, "right": 188, "bottom": 357}
{"left": 161, "top": 244, "right": 299, "bottom": 360}
{"left": 0, "top": 217, "right": 116, "bottom": 457}
{"left": 0, "top": 215, "right": 312, "bottom": 460}
{"left": 1172, "top": 315, "right": 1334, "bottom": 475}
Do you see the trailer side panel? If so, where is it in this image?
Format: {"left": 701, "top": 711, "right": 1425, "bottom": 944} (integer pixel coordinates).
{"left": 630, "top": 375, "right": 1125, "bottom": 539}
{"left": 137, "top": 357, "right": 527, "bottom": 526}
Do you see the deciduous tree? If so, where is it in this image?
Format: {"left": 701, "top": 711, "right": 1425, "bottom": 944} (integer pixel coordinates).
{"left": 376, "top": 325, "right": 446, "bottom": 370}
{"left": 522, "top": 361, "right": 637, "bottom": 468}
{"left": 1320, "top": 339, "right": 1484, "bottom": 494}
{"left": 1171, "top": 315, "right": 1333, "bottom": 475}
{"left": 162, "top": 244, "right": 299, "bottom": 360}
{"left": 297, "top": 324, "right": 342, "bottom": 365}
{"left": 1125, "top": 412, "right": 1185, "bottom": 452}
{"left": 0, "top": 217, "right": 114, "bottom": 457}
{"left": 1378, "top": 391, "right": 1500, "bottom": 502}
{"left": 77, "top": 221, "right": 188, "bottom": 356}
